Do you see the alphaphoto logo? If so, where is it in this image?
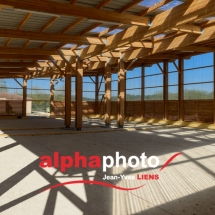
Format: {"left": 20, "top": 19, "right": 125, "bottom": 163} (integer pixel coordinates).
{"left": 39, "top": 151, "right": 182, "bottom": 192}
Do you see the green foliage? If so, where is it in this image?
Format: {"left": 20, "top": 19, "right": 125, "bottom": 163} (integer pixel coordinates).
{"left": 184, "top": 89, "right": 213, "bottom": 100}
{"left": 112, "top": 89, "right": 214, "bottom": 101}
{"left": 126, "top": 94, "right": 141, "bottom": 101}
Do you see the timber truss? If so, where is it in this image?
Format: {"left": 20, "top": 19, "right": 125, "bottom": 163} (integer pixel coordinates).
{"left": 0, "top": 0, "right": 214, "bottom": 79}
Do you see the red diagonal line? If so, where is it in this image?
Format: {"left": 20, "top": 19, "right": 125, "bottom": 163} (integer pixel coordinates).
{"left": 160, "top": 152, "right": 182, "bottom": 171}
{"left": 42, "top": 180, "right": 145, "bottom": 192}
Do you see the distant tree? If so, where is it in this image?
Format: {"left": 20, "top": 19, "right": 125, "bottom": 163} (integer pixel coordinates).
{"left": 30, "top": 86, "right": 50, "bottom": 111}
{"left": 111, "top": 89, "right": 214, "bottom": 101}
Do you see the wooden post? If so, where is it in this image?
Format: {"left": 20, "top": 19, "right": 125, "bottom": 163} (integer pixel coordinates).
{"left": 105, "top": 64, "right": 111, "bottom": 126}
{"left": 214, "top": 53, "right": 215, "bottom": 124}
{"left": 76, "top": 59, "right": 83, "bottom": 131}
{"left": 178, "top": 57, "right": 184, "bottom": 121}
{"left": 141, "top": 66, "right": 145, "bottom": 118}
{"left": 95, "top": 75, "right": 99, "bottom": 114}
{"left": 117, "top": 60, "right": 125, "bottom": 128}
{"left": 163, "top": 61, "right": 168, "bottom": 120}
{"left": 22, "top": 78, "right": 27, "bottom": 117}
{"left": 50, "top": 75, "right": 55, "bottom": 116}
{"left": 65, "top": 64, "right": 72, "bottom": 128}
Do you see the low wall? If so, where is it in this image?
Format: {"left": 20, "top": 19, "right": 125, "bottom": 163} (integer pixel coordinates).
{"left": 52, "top": 99, "right": 214, "bottom": 123}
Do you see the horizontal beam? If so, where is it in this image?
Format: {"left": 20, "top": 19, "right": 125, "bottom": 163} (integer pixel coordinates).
{"left": 124, "top": 23, "right": 215, "bottom": 61}
{"left": 0, "top": 0, "right": 149, "bottom": 26}
{"left": 175, "top": 45, "right": 215, "bottom": 53}
{"left": 0, "top": 68, "right": 27, "bottom": 73}
{"left": 171, "top": 24, "right": 202, "bottom": 35}
{"left": 0, "top": 47, "right": 58, "bottom": 55}
{"left": 0, "top": 62, "right": 41, "bottom": 67}
{"left": 0, "top": 28, "right": 106, "bottom": 45}
{"left": 0, "top": 54, "right": 50, "bottom": 60}
{"left": 79, "top": 0, "right": 215, "bottom": 59}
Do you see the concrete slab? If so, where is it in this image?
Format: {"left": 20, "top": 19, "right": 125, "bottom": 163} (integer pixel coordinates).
{"left": 0, "top": 118, "right": 215, "bottom": 215}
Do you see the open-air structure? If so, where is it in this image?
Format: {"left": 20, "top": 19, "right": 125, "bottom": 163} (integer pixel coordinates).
{"left": 1, "top": 1, "right": 215, "bottom": 215}
{"left": 0, "top": 0, "right": 215, "bottom": 128}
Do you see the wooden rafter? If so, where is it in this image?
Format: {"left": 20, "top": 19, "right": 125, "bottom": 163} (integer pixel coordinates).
{"left": 0, "top": 0, "right": 149, "bottom": 26}
{"left": 0, "top": 28, "right": 106, "bottom": 45}
{"left": 40, "top": 17, "right": 58, "bottom": 32}
{"left": 61, "top": 17, "right": 84, "bottom": 34}
{"left": 0, "top": 62, "right": 42, "bottom": 67}
{"left": 79, "top": 22, "right": 102, "bottom": 36}
{"left": 98, "top": 24, "right": 124, "bottom": 37}
{"left": 5, "top": 12, "right": 32, "bottom": 47}
{"left": 18, "top": 13, "right": 32, "bottom": 30}
{"left": 123, "top": 23, "right": 215, "bottom": 61}
{"left": 79, "top": 0, "right": 215, "bottom": 59}
{"left": 118, "top": 0, "right": 143, "bottom": 13}
{"left": 0, "top": 54, "right": 50, "bottom": 60}
{"left": 96, "top": 0, "right": 112, "bottom": 9}
{"left": 139, "top": 0, "right": 173, "bottom": 16}
{"left": 70, "top": 0, "right": 78, "bottom": 5}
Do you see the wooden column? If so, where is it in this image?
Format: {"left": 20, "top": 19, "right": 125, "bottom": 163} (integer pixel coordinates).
{"left": 163, "top": 61, "right": 168, "bottom": 120}
{"left": 214, "top": 53, "right": 215, "bottom": 124}
{"left": 95, "top": 75, "right": 99, "bottom": 114}
{"left": 65, "top": 64, "right": 72, "bottom": 128}
{"left": 50, "top": 76, "right": 55, "bottom": 116}
{"left": 105, "top": 65, "right": 111, "bottom": 126}
{"left": 75, "top": 60, "right": 83, "bottom": 131}
{"left": 117, "top": 60, "right": 125, "bottom": 128}
{"left": 178, "top": 57, "right": 184, "bottom": 121}
{"left": 22, "top": 78, "right": 27, "bottom": 117}
{"left": 141, "top": 66, "right": 145, "bottom": 118}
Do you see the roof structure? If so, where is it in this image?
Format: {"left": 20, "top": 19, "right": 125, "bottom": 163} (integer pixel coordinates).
{"left": 0, "top": 0, "right": 214, "bottom": 78}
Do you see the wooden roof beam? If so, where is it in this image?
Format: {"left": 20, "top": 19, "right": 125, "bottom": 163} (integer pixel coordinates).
{"left": 0, "top": 62, "right": 42, "bottom": 67}
{"left": 96, "top": 0, "right": 112, "bottom": 9}
{"left": 70, "top": 0, "right": 78, "bottom": 5}
{"left": 175, "top": 45, "right": 215, "bottom": 53}
{"left": 40, "top": 17, "right": 58, "bottom": 32}
{"left": 170, "top": 24, "right": 202, "bottom": 35}
{"left": 79, "top": 22, "right": 102, "bottom": 36}
{"left": 118, "top": 0, "right": 143, "bottom": 13}
{"left": 0, "top": 54, "right": 50, "bottom": 60}
{"left": 123, "top": 23, "right": 215, "bottom": 61}
{"left": 79, "top": 0, "right": 215, "bottom": 59}
{"left": 139, "top": 0, "right": 173, "bottom": 16}
{"left": 0, "top": 47, "right": 59, "bottom": 55}
{"left": 61, "top": 17, "right": 84, "bottom": 34}
{"left": 5, "top": 12, "right": 32, "bottom": 47}
{"left": 0, "top": 0, "right": 149, "bottom": 26}
{"left": 0, "top": 28, "right": 106, "bottom": 45}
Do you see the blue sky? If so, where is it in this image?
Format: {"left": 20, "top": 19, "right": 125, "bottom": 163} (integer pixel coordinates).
{"left": 0, "top": 53, "right": 214, "bottom": 99}
{"left": 139, "top": 0, "right": 183, "bottom": 10}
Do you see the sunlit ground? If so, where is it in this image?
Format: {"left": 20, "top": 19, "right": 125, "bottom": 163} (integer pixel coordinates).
{"left": 0, "top": 118, "right": 215, "bottom": 215}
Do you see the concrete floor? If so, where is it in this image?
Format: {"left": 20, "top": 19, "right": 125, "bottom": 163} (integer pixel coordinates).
{"left": 0, "top": 118, "right": 215, "bottom": 215}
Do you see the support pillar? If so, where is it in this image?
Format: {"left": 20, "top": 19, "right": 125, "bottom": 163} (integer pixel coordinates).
{"left": 141, "top": 66, "right": 145, "bottom": 118}
{"left": 22, "top": 78, "right": 27, "bottom": 117}
{"left": 214, "top": 53, "right": 215, "bottom": 124}
{"left": 95, "top": 75, "right": 99, "bottom": 114}
{"left": 75, "top": 60, "right": 83, "bottom": 131}
{"left": 105, "top": 65, "right": 111, "bottom": 127}
{"left": 117, "top": 60, "right": 125, "bottom": 128}
{"left": 163, "top": 61, "right": 168, "bottom": 120}
{"left": 50, "top": 76, "right": 55, "bottom": 116}
{"left": 65, "top": 65, "right": 72, "bottom": 128}
{"left": 178, "top": 57, "right": 184, "bottom": 121}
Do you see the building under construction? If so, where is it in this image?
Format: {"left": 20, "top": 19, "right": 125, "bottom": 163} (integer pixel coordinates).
{"left": 0, "top": 0, "right": 215, "bottom": 215}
